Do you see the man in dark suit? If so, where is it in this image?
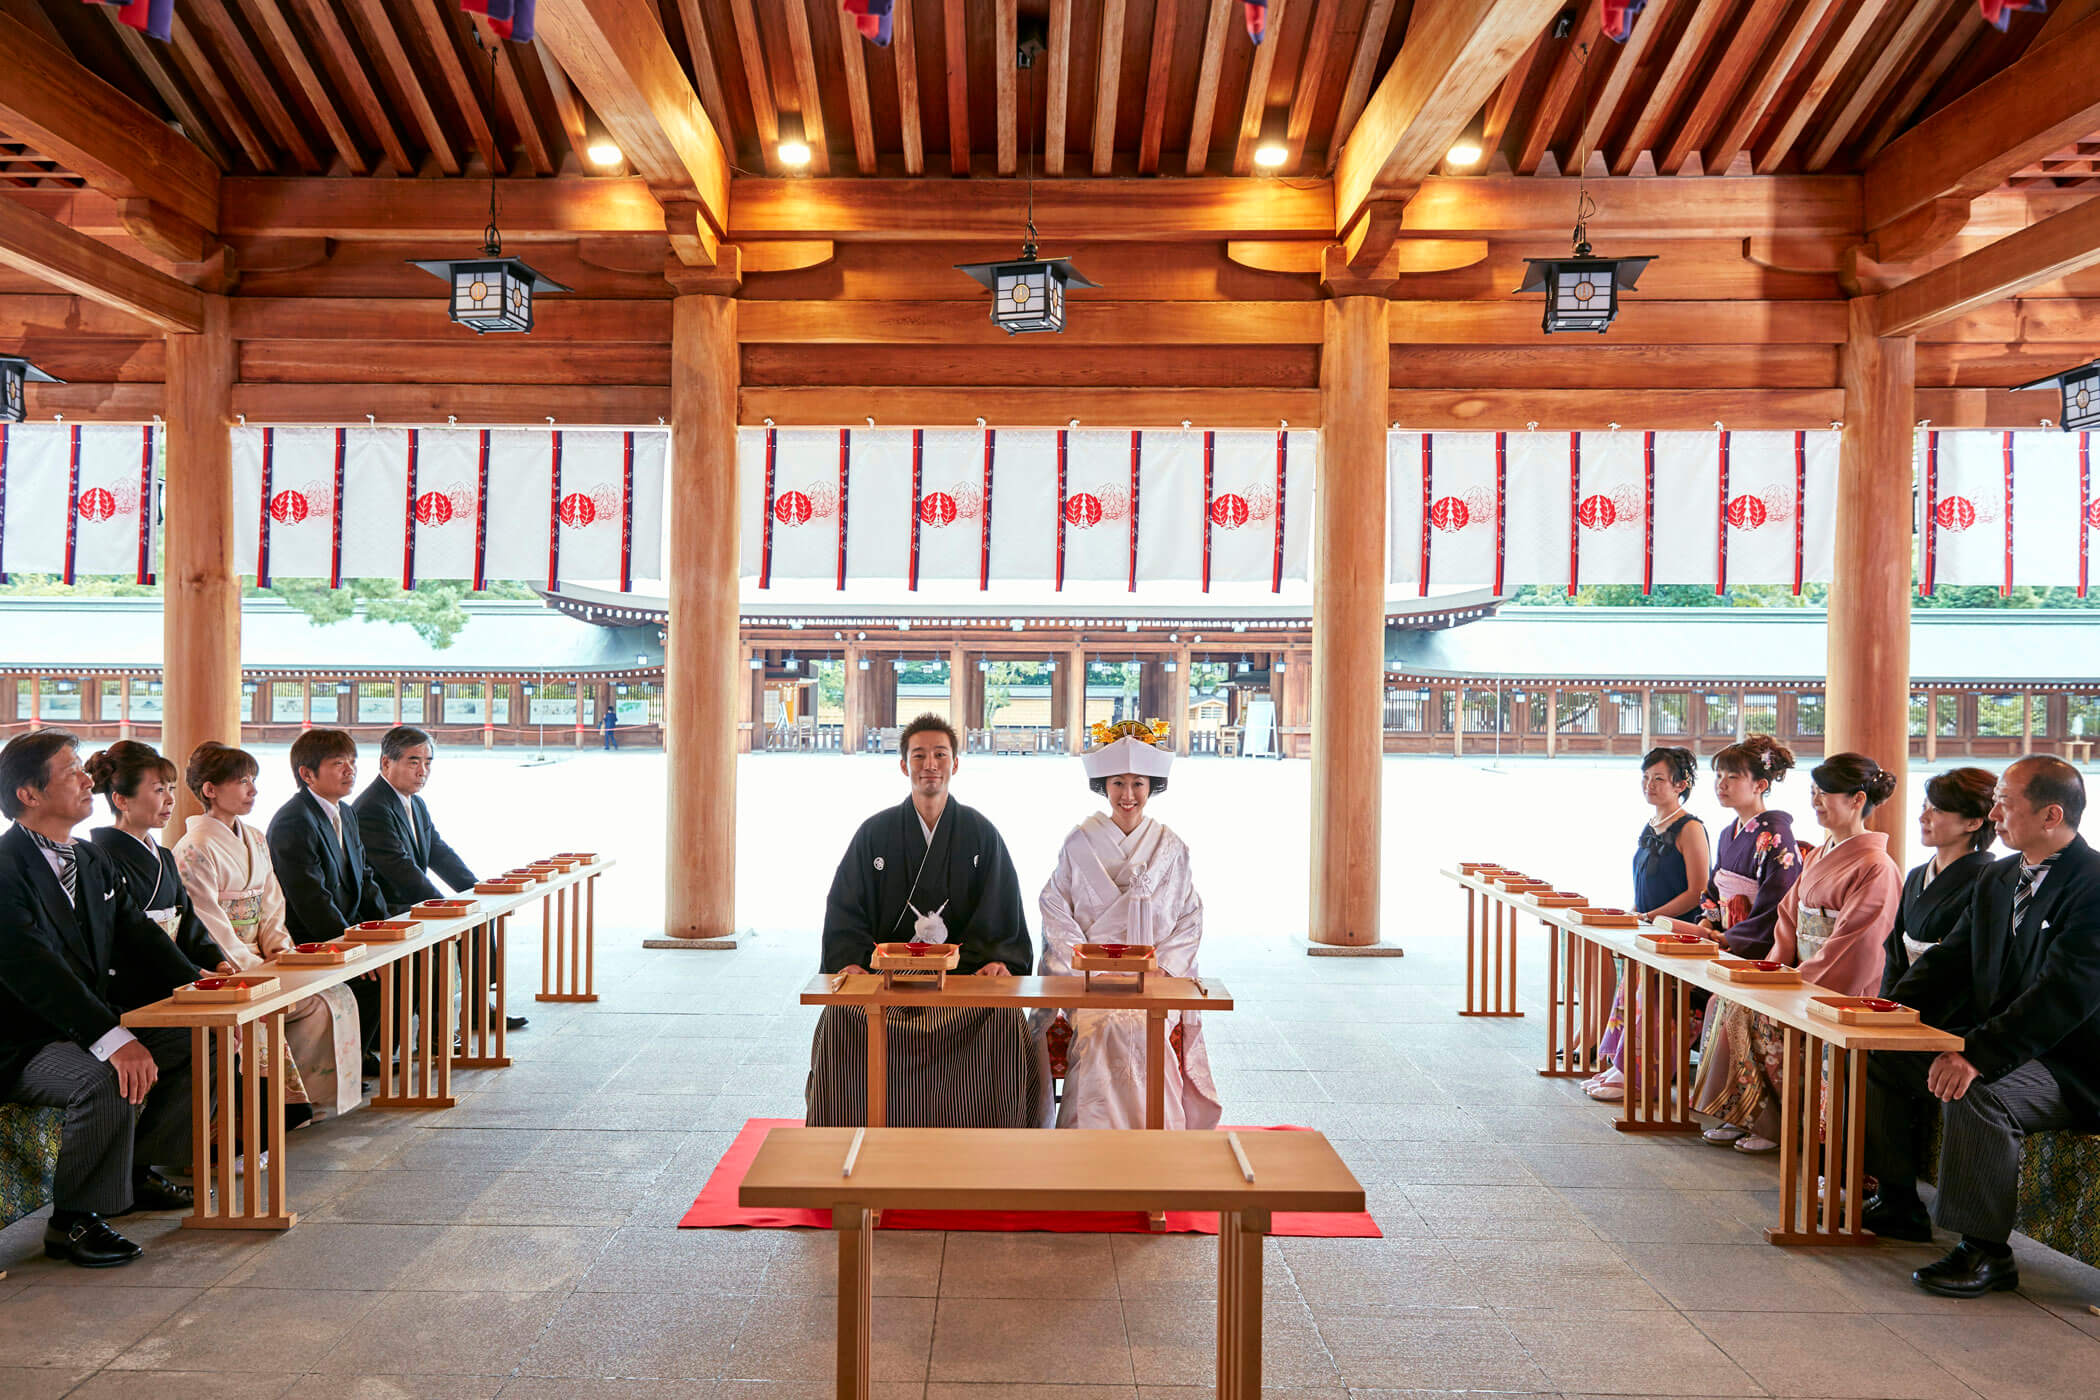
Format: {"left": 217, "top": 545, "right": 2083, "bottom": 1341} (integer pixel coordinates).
{"left": 355, "top": 725, "right": 523, "bottom": 1031}
{"left": 1864, "top": 756, "right": 2100, "bottom": 1297}
{"left": 0, "top": 730, "right": 207, "bottom": 1267}
{"left": 266, "top": 728, "right": 391, "bottom": 1065}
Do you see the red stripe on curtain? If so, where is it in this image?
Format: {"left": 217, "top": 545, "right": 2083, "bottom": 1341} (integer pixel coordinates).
{"left": 402, "top": 428, "right": 421, "bottom": 590}
{"left": 135, "top": 426, "right": 154, "bottom": 584}
{"left": 61, "top": 424, "right": 81, "bottom": 585}
{"left": 256, "top": 426, "right": 276, "bottom": 588}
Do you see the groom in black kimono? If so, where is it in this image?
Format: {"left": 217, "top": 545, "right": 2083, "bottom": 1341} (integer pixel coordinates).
{"left": 806, "top": 713, "right": 1045, "bottom": 1128}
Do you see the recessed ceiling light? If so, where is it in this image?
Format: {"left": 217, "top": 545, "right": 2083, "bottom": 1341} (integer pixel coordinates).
{"left": 777, "top": 112, "right": 812, "bottom": 169}
{"left": 586, "top": 141, "right": 623, "bottom": 167}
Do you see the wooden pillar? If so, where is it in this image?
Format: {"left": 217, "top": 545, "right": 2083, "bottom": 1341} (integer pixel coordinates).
{"left": 1924, "top": 689, "right": 1937, "bottom": 762}
{"left": 664, "top": 294, "right": 740, "bottom": 941}
{"left": 2021, "top": 693, "right": 2033, "bottom": 756}
{"left": 117, "top": 674, "right": 131, "bottom": 740}
{"left": 1452, "top": 687, "right": 1465, "bottom": 758}
{"left": 1311, "top": 296, "right": 1389, "bottom": 946}
{"left": 949, "top": 646, "right": 968, "bottom": 742}
{"left": 1173, "top": 645, "right": 1192, "bottom": 755}
{"left": 843, "top": 643, "right": 864, "bottom": 753}
{"left": 1545, "top": 687, "right": 1558, "bottom": 758}
{"left": 1828, "top": 298, "right": 1916, "bottom": 866}
{"left": 1066, "top": 645, "right": 1086, "bottom": 753}
{"left": 161, "top": 296, "right": 239, "bottom": 839}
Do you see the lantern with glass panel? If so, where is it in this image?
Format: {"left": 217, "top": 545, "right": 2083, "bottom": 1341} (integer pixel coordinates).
{"left": 956, "top": 243, "right": 1096, "bottom": 335}
{"left": 1514, "top": 190, "right": 1655, "bottom": 335}
{"left": 2012, "top": 358, "right": 2100, "bottom": 431}
{"left": 411, "top": 253, "right": 567, "bottom": 335}
{"left": 0, "top": 355, "right": 60, "bottom": 423}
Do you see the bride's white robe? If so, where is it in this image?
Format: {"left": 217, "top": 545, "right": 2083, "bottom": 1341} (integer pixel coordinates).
{"left": 1034, "top": 813, "right": 1222, "bottom": 1130}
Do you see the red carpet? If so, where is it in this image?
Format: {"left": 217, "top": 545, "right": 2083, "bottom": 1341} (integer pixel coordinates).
{"left": 678, "top": 1118, "right": 1382, "bottom": 1237}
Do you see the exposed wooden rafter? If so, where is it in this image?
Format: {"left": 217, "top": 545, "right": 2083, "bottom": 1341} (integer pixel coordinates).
{"left": 1327, "top": 0, "right": 1398, "bottom": 172}
{"left": 0, "top": 196, "right": 206, "bottom": 333}
{"left": 1705, "top": 0, "right": 1841, "bottom": 176}
{"left": 1878, "top": 194, "right": 2100, "bottom": 337}
{"left": 1515, "top": 0, "right": 1600, "bottom": 176}
{"left": 1802, "top": 0, "right": 1945, "bottom": 172}
{"left": 1657, "top": 0, "right": 1783, "bottom": 176}
{"left": 724, "top": 0, "right": 781, "bottom": 175}
{"left": 1610, "top": 0, "right": 1721, "bottom": 174}
{"left": 1230, "top": 0, "right": 1286, "bottom": 176}
{"left": 1094, "top": 0, "right": 1128, "bottom": 176}
{"left": 1184, "top": 0, "right": 1235, "bottom": 176}
{"left": 236, "top": 0, "right": 367, "bottom": 175}
{"left": 835, "top": 6, "right": 878, "bottom": 175}
{"left": 345, "top": 0, "right": 460, "bottom": 175}
{"left": 190, "top": 0, "right": 326, "bottom": 173}
{"left": 893, "top": 0, "right": 924, "bottom": 175}
{"left": 292, "top": 0, "right": 415, "bottom": 176}
{"left": 996, "top": 0, "right": 1019, "bottom": 176}
{"left": 778, "top": 0, "right": 831, "bottom": 175}
{"left": 1043, "top": 0, "right": 1072, "bottom": 174}
{"left": 1137, "top": 0, "right": 1179, "bottom": 175}
{"left": 1750, "top": 0, "right": 1890, "bottom": 174}
{"left": 1569, "top": 0, "right": 1671, "bottom": 175}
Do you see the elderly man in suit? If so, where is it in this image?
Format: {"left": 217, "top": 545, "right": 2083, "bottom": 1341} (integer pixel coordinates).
{"left": 0, "top": 730, "right": 212, "bottom": 1267}
{"left": 1864, "top": 756, "right": 2100, "bottom": 1297}
{"left": 354, "top": 725, "right": 523, "bottom": 1031}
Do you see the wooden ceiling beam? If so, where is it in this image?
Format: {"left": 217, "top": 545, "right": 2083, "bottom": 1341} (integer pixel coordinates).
{"left": 893, "top": 0, "right": 924, "bottom": 175}
{"left": 1478, "top": 33, "right": 1538, "bottom": 163}
{"left": 778, "top": 0, "right": 831, "bottom": 175}
{"left": 1705, "top": 0, "right": 1841, "bottom": 176}
{"left": 744, "top": 385, "right": 1317, "bottom": 427}
{"left": 729, "top": 175, "right": 1334, "bottom": 241}
{"left": 189, "top": 0, "right": 326, "bottom": 173}
{"left": 1610, "top": 0, "right": 1722, "bottom": 175}
{"left": 1094, "top": 0, "right": 1129, "bottom": 177}
{"left": 1857, "top": 4, "right": 1983, "bottom": 164}
{"left": 0, "top": 12, "right": 219, "bottom": 228}
{"left": 94, "top": 12, "right": 234, "bottom": 176}
{"left": 1878, "top": 193, "right": 2100, "bottom": 337}
{"left": 1138, "top": 0, "right": 1179, "bottom": 176}
{"left": 1866, "top": 8, "right": 2100, "bottom": 233}
{"left": 536, "top": 0, "right": 733, "bottom": 253}
{"left": 1333, "top": 0, "right": 1561, "bottom": 236}
{"left": 477, "top": 16, "right": 556, "bottom": 176}
{"left": 1283, "top": 0, "right": 1337, "bottom": 173}
{"left": 235, "top": 0, "right": 366, "bottom": 175}
{"left": 1184, "top": 0, "right": 1235, "bottom": 176}
{"left": 292, "top": 0, "right": 414, "bottom": 175}
{"left": 1043, "top": 0, "right": 1071, "bottom": 174}
{"left": 1802, "top": 0, "right": 1944, "bottom": 173}
{"left": 996, "top": 0, "right": 1019, "bottom": 176}
{"left": 1657, "top": 0, "right": 1785, "bottom": 176}
{"left": 1229, "top": 0, "right": 1286, "bottom": 176}
{"left": 837, "top": 5, "right": 878, "bottom": 174}
{"left": 673, "top": 0, "right": 738, "bottom": 162}
{"left": 1515, "top": 0, "right": 1600, "bottom": 176}
{"left": 1751, "top": 0, "right": 1891, "bottom": 175}
{"left": 724, "top": 0, "right": 781, "bottom": 175}
{"left": 407, "top": 0, "right": 507, "bottom": 175}
{"left": 345, "top": 0, "right": 459, "bottom": 175}
{"left": 1389, "top": 388, "right": 1845, "bottom": 430}
{"left": 232, "top": 383, "right": 672, "bottom": 424}
{"left": 1327, "top": 0, "right": 1398, "bottom": 172}
{"left": 1400, "top": 173, "right": 1861, "bottom": 238}
{"left": 1569, "top": 0, "right": 1670, "bottom": 175}
{"left": 944, "top": 0, "right": 970, "bottom": 175}
{"left": 0, "top": 293, "right": 162, "bottom": 339}
{"left": 534, "top": 37, "right": 593, "bottom": 167}
{"left": 0, "top": 196, "right": 205, "bottom": 333}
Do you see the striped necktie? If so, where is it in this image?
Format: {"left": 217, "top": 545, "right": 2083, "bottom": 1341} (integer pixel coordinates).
{"left": 2012, "top": 852, "right": 2061, "bottom": 938}
{"left": 27, "top": 829, "right": 79, "bottom": 904}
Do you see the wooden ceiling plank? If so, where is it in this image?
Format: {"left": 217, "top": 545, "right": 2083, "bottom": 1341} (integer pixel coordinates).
{"left": 1858, "top": 4, "right": 1980, "bottom": 163}
{"left": 745, "top": 385, "right": 1316, "bottom": 428}
{"left": 1184, "top": 0, "right": 1235, "bottom": 175}
{"left": 1230, "top": 0, "right": 1287, "bottom": 175}
{"left": 534, "top": 36, "right": 593, "bottom": 166}
{"left": 0, "top": 196, "right": 205, "bottom": 333}
{"left": 291, "top": 0, "right": 413, "bottom": 175}
{"left": 1479, "top": 32, "right": 1539, "bottom": 159}
{"left": 96, "top": 12, "right": 235, "bottom": 173}
{"left": 1326, "top": 0, "right": 1398, "bottom": 171}
{"left": 1705, "top": 0, "right": 1841, "bottom": 175}
{"left": 1515, "top": 0, "right": 1601, "bottom": 176}
{"left": 168, "top": 14, "right": 277, "bottom": 173}
{"left": 188, "top": 0, "right": 325, "bottom": 173}
{"left": 1751, "top": 0, "right": 1893, "bottom": 174}
{"left": 1138, "top": 0, "right": 1180, "bottom": 175}
{"left": 673, "top": 0, "right": 739, "bottom": 163}
{"left": 345, "top": 0, "right": 460, "bottom": 175}
{"left": 1335, "top": 0, "right": 1561, "bottom": 232}
{"left": 1609, "top": 0, "right": 1722, "bottom": 174}
{"left": 1878, "top": 194, "right": 2100, "bottom": 337}
{"left": 478, "top": 16, "right": 556, "bottom": 175}
{"left": 944, "top": 0, "right": 970, "bottom": 175}
{"left": 724, "top": 0, "right": 782, "bottom": 174}
{"left": 777, "top": 0, "right": 830, "bottom": 175}
{"left": 0, "top": 12, "right": 220, "bottom": 226}
{"left": 1569, "top": 0, "right": 1671, "bottom": 175}
{"left": 1802, "top": 0, "right": 1943, "bottom": 172}
{"left": 836, "top": 5, "right": 879, "bottom": 173}
{"left": 1283, "top": 0, "right": 1338, "bottom": 172}
{"left": 234, "top": 0, "right": 366, "bottom": 174}
{"left": 1044, "top": 0, "right": 1071, "bottom": 175}
{"left": 1093, "top": 0, "right": 1129, "bottom": 176}
{"left": 407, "top": 0, "right": 507, "bottom": 175}
{"left": 894, "top": 0, "right": 924, "bottom": 174}
{"left": 996, "top": 0, "right": 1019, "bottom": 175}
{"left": 1656, "top": 0, "right": 1786, "bottom": 176}
{"left": 2034, "top": 0, "right": 2100, "bottom": 44}
{"left": 1866, "top": 8, "right": 2100, "bottom": 233}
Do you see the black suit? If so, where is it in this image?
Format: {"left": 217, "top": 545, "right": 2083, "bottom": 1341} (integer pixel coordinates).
{"left": 1879, "top": 851, "right": 1994, "bottom": 999}
{"left": 267, "top": 788, "right": 390, "bottom": 1052}
{"left": 1867, "top": 833, "right": 2100, "bottom": 1243}
{"left": 353, "top": 779, "right": 475, "bottom": 912}
{"left": 0, "top": 824, "right": 203, "bottom": 1215}
{"left": 88, "top": 826, "right": 226, "bottom": 975}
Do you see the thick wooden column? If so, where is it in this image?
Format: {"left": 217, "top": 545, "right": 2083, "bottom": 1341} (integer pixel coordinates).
{"left": 843, "top": 643, "right": 864, "bottom": 752}
{"left": 1066, "top": 645, "right": 1086, "bottom": 752}
{"left": 1172, "top": 645, "right": 1192, "bottom": 755}
{"left": 949, "top": 646, "right": 969, "bottom": 737}
{"left": 161, "top": 295, "right": 238, "bottom": 839}
{"left": 1828, "top": 298, "right": 1915, "bottom": 865}
{"left": 1311, "top": 296, "right": 1390, "bottom": 947}
{"left": 662, "top": 294, "right": 739, "bottom": 941}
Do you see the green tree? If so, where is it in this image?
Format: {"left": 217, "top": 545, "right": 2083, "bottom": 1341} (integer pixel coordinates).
{"left": 244, "top": 578, "right": 541, "bottom": 649}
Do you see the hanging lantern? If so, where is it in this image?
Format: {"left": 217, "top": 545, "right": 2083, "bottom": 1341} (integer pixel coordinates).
{"left": 0, "top": 356, "right": 61, "bottom": 423}
{"left": 1515, "top": 190, "right": 1654, "bottom": 335}
{"left": 2011, "top": 358, "right": 2100, "bottom": 431}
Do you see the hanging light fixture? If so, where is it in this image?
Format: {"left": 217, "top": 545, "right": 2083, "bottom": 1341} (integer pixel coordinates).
{"left": 0, "top": 355, "right": 60, "bottom": 423}
{"left": 776, "top": 111, "right": 813, "bottom": 169}
{"left": 410, "top": 34, "right": 567, "bottom": 333}
{"left": 1515, "top": 187, "right": 1655, "bottom": 334}
{"left": 955, "top": 23, "right": 1096, "bottom": 333}
{"left": 2012, "top": 358, "right": 2100, "bottom": 431}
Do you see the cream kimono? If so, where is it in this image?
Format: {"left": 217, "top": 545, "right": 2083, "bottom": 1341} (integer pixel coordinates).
{"left": 172, "top": 814, "right": 362, "bottom": 1119}
{"left": 1034, "top": 813, "right": 1222, "bottom": 1129}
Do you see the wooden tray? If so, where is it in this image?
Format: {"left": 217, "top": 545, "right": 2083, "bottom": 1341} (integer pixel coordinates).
{"left": 475, "top": 879, "right": 532, "bottom": 894}
{"left": 555, "top": 851, "right": 599, "bottom": 864}
{"left": 1458, "top": 862, "right": 1507, "bottom": 875}
{"left": 174, "top": 975, "right": 280, "bottom": 1003}
{"left": 1569, "top": 907, "right": 1639, "bottom": 928}
{"left": 1073, "top": 942, "right": 1158, "bottom": 990}
{"left": 345, "top": 919, "right": 417, "bottom": 942}
{"left": 275, "top": 942, "right": 370, "bottom": 967}
{"left": 1523, "top": 889, "right": 1590, "bottom": 908}
{"left": 1637, "top": 931, "right": 1722, "bottom": 957}
{"left": 506, "top": 867, "right": 553, "bottom": 884}
{"left": 1712, "top": 957, "right": 1802, "bottom": 986}
{"left": 411, "top": 899, "right": 478, "bottom": 920}
{"left": 1809, "top": 996, "right": 1921, "bottom": 1027}
{"left": 871, "top": 941, "right": 959, "bottom": 991}
{"left": 541, "top": 856, "right": 582, "bottom": 870}
{"left": 1488, "top": 873, "right": 1537, "bottom": 889}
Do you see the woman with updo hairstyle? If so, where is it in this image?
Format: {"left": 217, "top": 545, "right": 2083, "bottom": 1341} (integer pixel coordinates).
{"left": 84, "top": 741, "right": 229, "bottom": 975}
{"left": 1881, "top": 766, "right": 1998, "bottom": 998}
{"left": 1693, "top": 752, "right": 1903, "bottom": 1153}
{"left": 1586, "top": 747, "right": 1710, "bottom": 1101}
{"left": 172, "top": 741, "right": 361, "bottom": 1124}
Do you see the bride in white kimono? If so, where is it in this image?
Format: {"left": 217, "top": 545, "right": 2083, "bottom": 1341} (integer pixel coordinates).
{"left": 171, "top": 743, "right": 361, "bottom": 1122}
{"left": 1035, "top": 726, "right": 1222, "bottom": 1130}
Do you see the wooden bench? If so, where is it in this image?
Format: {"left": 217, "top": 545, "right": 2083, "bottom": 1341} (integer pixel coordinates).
{"left": 739, "top": 1126, "right": 1362, "bottom": 1400}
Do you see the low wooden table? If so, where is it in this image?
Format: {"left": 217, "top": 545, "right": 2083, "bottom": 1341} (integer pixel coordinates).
{"left": 536, "top": 857, "right": 612, "bottom": 1003}
{"left": 801, "top": 972, "right": 1231, "bottom": 1130}
{"left": 739, "top": 1126, "right": 1362, "bottom": 1400}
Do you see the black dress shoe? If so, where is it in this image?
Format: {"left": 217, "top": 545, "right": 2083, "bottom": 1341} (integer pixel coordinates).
{"left": 505, "top": 1015, "right": 528, "bottom": 1032}
{"left": 1913, "top": 1240, "right": 2020, "bottom": 1298}
{"left": 1862, "top": 1194, "right": 1934, "bottom": 1243}
{"left": 44, "top": 1215, "right": 144, "bottom": 1268}
{"left": 117, "top": 1168, "right": 194, "bottom": 1214}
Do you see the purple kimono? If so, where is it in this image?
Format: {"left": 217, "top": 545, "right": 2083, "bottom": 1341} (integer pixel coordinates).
{"left": 1702, "top": 809, "right": 1802, "bottom": 958}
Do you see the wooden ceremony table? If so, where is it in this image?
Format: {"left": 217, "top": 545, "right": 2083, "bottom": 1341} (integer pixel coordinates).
{"left": 740, "top": 1126, "right": 1362, "bottom": 1400}
{"left": 800, "top": 972, "right": 1231, "bottom": 1130}
{"left": 1439, "top": 868, "right": 1527, "bottom": 1018}
{"left": 536, "top": 857, "right": 614, "bottom": 1004}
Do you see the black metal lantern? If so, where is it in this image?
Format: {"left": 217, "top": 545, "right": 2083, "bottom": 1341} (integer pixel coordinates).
{"left": 1515, "top": 191, "right": 1654, "bottom": 335}
{"left": 956, "top": 247, "right": 1095, "bottom": 335}
{"left": 2011, "top": 358, "right": 2100, "bottom": 431}
{"left": 0, "top": 355, "right": 61, "bottom": 423}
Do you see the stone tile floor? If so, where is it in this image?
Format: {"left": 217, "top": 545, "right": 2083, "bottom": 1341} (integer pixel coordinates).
{"left": 5, "top": 926, "right": 2099, "bottom": 1399}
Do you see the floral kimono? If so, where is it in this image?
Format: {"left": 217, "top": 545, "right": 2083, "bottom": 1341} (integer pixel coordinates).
{"left": 172, "top": 814, "right": 361, "bottom": 1119}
